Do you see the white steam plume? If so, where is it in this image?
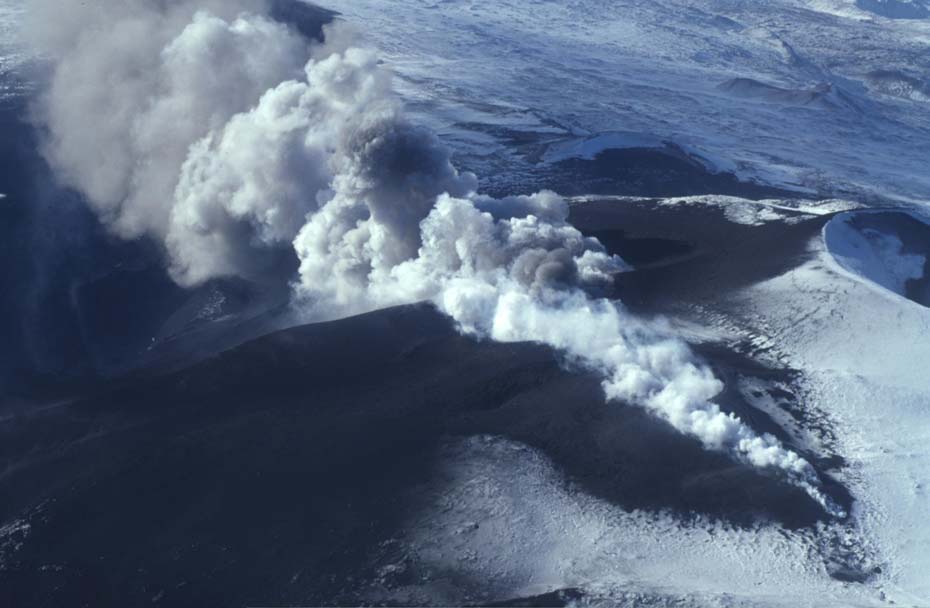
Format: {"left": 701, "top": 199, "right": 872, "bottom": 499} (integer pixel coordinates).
{"left": 28, "top": 1, "right": 842, "bottom": 515}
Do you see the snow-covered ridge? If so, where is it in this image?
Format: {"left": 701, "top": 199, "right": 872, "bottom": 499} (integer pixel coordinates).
{"left": 823, "top": 209, "right": 930, "bottom": 304}
{"left": 571, "top": 194, "right": 862, "bottom": 226}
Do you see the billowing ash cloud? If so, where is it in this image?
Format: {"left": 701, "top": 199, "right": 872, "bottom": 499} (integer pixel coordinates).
{"left": 27, "top": 1, "right": 841, "bottom": 515}
{"left": 27, "top": 0, "right": 310, "bottom": 284}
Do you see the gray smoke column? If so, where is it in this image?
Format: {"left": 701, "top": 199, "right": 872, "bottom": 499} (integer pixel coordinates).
{"left": 26, "top": 0, "right": 310, "bottom": 284}
{"left": 27, "top": 1, "right": 842, "bottom": 515}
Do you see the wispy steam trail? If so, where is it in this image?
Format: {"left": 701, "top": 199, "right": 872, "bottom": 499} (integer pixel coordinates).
{"left": 27, "top": 0, "right": 842, "bottom": 515}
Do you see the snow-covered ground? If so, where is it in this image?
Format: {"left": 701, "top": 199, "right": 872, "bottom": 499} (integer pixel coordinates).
{"left": 374, "top": 434, "right": 884, "bottom": 607}
{"left": 6, "top": 0, "right": 930, "bottom": 201}
{"left": 319, "top": 0, "right": 930, "bottom": 203}
{"left": 727, "top": 212, "right": 930, "bottom": 605}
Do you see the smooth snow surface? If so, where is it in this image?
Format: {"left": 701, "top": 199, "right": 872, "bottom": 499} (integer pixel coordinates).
{"left": 321, "top": 0, "right": 930, "bottom": 203}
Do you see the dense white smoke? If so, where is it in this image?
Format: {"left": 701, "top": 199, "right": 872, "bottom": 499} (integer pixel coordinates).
{"left": 27, "top": 0, "right": 842, "bottom": 515}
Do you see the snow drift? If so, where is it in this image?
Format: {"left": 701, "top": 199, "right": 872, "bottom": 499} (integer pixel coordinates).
{"left": 26, "top": 0, "right": 841, "bottom": 514}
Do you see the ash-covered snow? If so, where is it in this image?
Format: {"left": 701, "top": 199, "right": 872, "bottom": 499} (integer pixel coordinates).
{"left": 659, "top": 196, "right": 810, "bottom": 226}
{"left": 564, "top": 196, "right": 930, "bottom": 604}
{"left": 319, "top": 0, "right": 930, "bottom": 203}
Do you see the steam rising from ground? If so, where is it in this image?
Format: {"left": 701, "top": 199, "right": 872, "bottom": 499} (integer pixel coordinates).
{"left": 27, "top": 0, "right": 840, "bottom": 514}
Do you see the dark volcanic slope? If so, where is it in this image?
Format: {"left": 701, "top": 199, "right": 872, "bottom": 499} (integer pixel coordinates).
{"left": 569, "top": 198, "right": 829, "bottom": 314}
{"left": 1, "top": 301, "right": 843, "bottom": 607}
{"left": 546, "top": 148, "right": 796, "bottom": 199}
{"left": 476, "top": 145, "right": 799, "bottom": 200}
